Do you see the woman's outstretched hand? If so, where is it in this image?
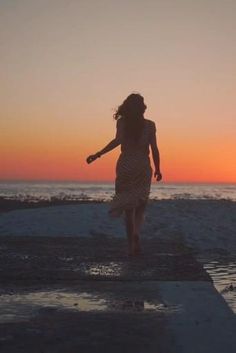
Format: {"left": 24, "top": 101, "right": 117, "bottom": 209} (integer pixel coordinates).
{"left": 86, "top": 152, "right": 101, "bottom": 164}
{"left": 154, "top": 170, "right": 162, "bottom": 182}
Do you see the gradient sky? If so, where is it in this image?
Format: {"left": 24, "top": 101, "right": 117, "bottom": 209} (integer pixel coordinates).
{"left": 1, "top": 0, "right": 236, "bottom": 182}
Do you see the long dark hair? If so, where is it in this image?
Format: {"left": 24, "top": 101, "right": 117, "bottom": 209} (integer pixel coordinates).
{"left": 113, "top": 93, "right": 147, "bottom": 141}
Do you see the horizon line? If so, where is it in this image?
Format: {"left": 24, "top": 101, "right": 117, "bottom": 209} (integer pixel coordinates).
{"left": 0, "top": 179, "right": 235, "bottom": 185}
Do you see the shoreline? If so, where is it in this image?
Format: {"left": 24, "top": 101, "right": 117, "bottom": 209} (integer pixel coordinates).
{"left": 0, "top": 196, "right": 235, "bottom": 214}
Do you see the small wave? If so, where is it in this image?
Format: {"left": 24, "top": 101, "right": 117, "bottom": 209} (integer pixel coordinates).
{"left": 0, "top": 182, "right": 235, "bottom": 202}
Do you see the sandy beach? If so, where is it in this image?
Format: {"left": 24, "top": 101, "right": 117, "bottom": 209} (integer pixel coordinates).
{"left": 0, "top": 197, "right": 235, "bottom": 255}
{"left": 0, "top": 198, "right": 236, "bottom": 352}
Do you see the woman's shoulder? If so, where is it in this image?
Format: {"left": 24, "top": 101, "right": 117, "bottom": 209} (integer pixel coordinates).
{"left": 116, "top": 118, "right": 125, "bottom": 136}
{"left": 116, "top": 117, "right": 124, "bottom": 126}
{"left": 144, "top": 118, "right": 156, "bottom": 130}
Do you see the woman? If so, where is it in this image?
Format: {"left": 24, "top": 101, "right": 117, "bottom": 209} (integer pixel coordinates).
{"left": 86, "top": 93, "right": 162, "bottom": 256}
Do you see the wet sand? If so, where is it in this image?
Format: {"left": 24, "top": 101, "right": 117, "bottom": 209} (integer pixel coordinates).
{"left": 0, "top": 196, "right": 100, "bottom": 213}
{"left": 0, "top": 235, "right": 211, "bottom": 284}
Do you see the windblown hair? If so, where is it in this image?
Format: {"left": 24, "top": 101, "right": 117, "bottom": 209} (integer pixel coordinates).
{"left": 113, "top": 93, "right": 147, "bottom": 141}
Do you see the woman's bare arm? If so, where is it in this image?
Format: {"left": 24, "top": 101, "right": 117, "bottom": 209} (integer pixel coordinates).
{"left": 86, "top": 137, "right": 120, "bottom": 164}
{"left": 98, "top": 138, "right": 121, "bottom": 156}
{"left": 87, "top": 120, "right": 122, "bottom": 164}
{"left": 150, "top": 127, "right": 162, "bottom": 181}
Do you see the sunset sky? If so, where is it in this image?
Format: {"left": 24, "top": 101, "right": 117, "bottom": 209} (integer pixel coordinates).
{"left": 1, "top": 0, "right": 236, "bottom": 182}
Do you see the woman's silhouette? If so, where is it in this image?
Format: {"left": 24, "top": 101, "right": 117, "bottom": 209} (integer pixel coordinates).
{"left": 87, "top": 93, "right": 162, "bottom": 256}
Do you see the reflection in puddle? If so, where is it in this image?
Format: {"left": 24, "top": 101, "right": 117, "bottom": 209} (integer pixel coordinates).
{"left": 74, "top": 262, "right": 123, "bottom": 277}
{"left": 109, "top": 300, "right": 180, "bottom": 314}
{"left": 0, "top": 290, "right": 176, "bottom": 323}
{"left": 202, "top": 259, "right": 236, "bottom": 314}
{"left": 0, "top": 291, "right": 107, "bottom": 322}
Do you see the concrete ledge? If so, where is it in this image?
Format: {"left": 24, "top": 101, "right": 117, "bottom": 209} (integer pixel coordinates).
{"left": 159, "top": 281, "right": 236, "bottom": 353}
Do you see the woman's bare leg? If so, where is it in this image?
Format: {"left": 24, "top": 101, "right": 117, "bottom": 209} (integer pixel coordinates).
{"left": 124, "top": 208, "right": 136, "bottom": 256}
{"left": 134, "top": 203, "right": 146, "bottom": 235}
{"left": 134, "top": 203, "right": 146, "bottom": 254}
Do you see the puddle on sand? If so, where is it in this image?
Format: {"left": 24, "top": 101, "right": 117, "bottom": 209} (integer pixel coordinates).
{"left": 72, "top": 261, "right": 157, "bottom": 279}
{"left": 0, "top": 290, "right": 171, "bottom": 323}
{"left": 74, "top": 262, "right": 124, "bottom": 277}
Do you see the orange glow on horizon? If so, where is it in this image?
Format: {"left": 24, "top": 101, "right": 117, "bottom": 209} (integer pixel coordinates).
{"left": 1, "top": 135, "right": 236, "bottom": 183}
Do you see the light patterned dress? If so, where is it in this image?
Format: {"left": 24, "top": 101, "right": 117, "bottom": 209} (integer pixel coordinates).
{"left": 109, "top": 118, "right": 156, "bottom": 217}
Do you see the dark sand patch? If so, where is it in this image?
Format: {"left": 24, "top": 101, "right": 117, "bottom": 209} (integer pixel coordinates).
{"left": 0, "top": 236, "right": 211, "bottom": 284}
{"left": 0, "top": 196, "right": 103, "bottom": 213}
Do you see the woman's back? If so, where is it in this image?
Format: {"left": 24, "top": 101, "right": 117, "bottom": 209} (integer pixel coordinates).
{"left": 117, "top": 118, "right": 156, "bottom": 156}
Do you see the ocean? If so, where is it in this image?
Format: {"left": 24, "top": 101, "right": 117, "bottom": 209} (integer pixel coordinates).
{"left": 0, "top": 181, "right": 235, "bottom": 202}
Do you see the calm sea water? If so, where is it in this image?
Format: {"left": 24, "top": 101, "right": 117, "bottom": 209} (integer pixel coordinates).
{"left": 0, "top": 181, "right": 235, "bottom": 202}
